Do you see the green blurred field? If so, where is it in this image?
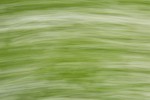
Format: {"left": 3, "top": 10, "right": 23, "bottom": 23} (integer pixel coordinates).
{"left": 0, "top": 0, "right": 150, "bottom": 100}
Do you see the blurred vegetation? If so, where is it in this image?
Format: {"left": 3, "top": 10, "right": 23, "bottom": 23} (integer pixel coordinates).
{"left": 0, "top": 0, "right": 150, "bottom": 100}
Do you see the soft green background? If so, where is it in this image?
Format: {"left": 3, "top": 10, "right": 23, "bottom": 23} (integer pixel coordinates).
{"left": 0, "top": 0, "right": 150, "bottom": 100}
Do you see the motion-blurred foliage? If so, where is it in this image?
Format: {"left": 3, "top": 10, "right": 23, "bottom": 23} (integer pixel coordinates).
{"left": 0, "top": 0, "right": 150, "bottom": 100}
